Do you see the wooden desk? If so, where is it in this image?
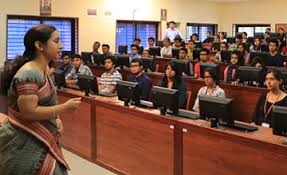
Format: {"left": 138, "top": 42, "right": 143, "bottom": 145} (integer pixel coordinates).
{"left": 57, "top": 89, "right": 287, "bottom": 175}
{"left": 0, "top": 95, "right": 8, "bottom": 114}
{"left": 88, "top": 65, "right": 267, "bottom": 122}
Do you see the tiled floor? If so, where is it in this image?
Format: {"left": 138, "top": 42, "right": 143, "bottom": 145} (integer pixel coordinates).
{"left": 63, "top": 149, "right": 115, "bottom": 175}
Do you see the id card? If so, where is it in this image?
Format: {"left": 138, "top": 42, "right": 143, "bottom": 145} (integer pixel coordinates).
{"left": 262, "top": 122, "right": 270, "bottom": 128}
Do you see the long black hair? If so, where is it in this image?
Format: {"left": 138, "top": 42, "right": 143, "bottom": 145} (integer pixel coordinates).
{"left": 266, "top": 69, "right": 284, "bottom": 90}
{"left": 160, "top": 61, "right": 183, "bottom": 89}
{"left": 4, "top": 24, "right": 57, "bottom": 93}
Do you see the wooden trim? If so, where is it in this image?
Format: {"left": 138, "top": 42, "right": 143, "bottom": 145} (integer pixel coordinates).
{"left": 174, "top": 124, "right": 183, "bottom": 175}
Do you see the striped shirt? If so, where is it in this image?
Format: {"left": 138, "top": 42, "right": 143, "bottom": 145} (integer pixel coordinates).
{"left": 99, "top": 69, "right": 122, "bottom": 94}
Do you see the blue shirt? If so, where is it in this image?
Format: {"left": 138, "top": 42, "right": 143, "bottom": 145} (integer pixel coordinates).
{"left": 267, "top": 53, "right": 285, "bottom": 67}
{"left": 129, "top": 73, "right": 152, "bottom": 101}
{"left": 129, "top": 54, "right": 141, "bottom": 63}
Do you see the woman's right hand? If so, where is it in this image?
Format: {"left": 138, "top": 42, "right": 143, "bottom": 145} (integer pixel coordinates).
{"left": 63, "top": 97, "right": 82, "bottom": 113}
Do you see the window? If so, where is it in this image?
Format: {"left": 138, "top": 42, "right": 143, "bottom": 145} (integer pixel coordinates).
{"left": 7, "top": 15, "right": 78, "bottom": 60}
{"left": 234, "top": 24, "right": 270, "bottom": 37}
{"left": 186, "top": 23, "right": 217, "bottom": 42}
{"left": 116, "top": 21, "right": 158, "bottom": 53}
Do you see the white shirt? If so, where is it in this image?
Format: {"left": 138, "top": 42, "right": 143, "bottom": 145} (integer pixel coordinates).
{"left": 161, "top": 46, "right": 172, "bottom": 58}
{"left": 164, "top": 28, "right": 183, "bottom": 42}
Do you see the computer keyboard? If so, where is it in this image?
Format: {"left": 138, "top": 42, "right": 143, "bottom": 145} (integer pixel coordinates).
{"left": 140, "top": 100, "right": 154, "bottom": 108}
{"left": 232, "top": 122, "right": 258, "bottom": 132}
{"left": 177, "top": 110, "right": 200, "bottom": 119}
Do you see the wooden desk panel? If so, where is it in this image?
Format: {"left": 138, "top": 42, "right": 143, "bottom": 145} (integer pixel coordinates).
{"left": 95, "top": 101, "right": 175, "bottom": 175}
{"left": 57, "top": 91, "right": 95, "bottom": 161}
{"left": 0, "top": 95, "right": 8, "bottom": 114}
{"left": 179, "top": 120, "right": 287, "bottom": 175}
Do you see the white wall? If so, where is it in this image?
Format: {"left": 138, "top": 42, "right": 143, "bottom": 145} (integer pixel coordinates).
{"left": 0, "top": 0, "right": 221, "bottom": 65}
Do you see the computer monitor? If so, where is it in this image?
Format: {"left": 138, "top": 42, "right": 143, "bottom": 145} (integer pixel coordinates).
{"left": 249, "top": 52, "right": 269, "bottom": 63}
{"left": 200, "top": 63, "right": 219, "bottom": 79}
{"left": 156, "top": 40, "right": 164, "bottom": 47}
{"left": 54, "top": 69, "right": 66, "bottom": 89}
{"left": 92, "top": 53, "right": 104, "bottom": 65}
{"left": 151, "top": 86, "right": 179, "bottom": 116}
{"left": 237, "top": 66, "right": 263, "bottom": 83}
{"left": 227, "top": 37, "right": 235, "bottom": 44}
{"left": 193, "top": 49, "right": 201, "bottom": 60}
{"left": 116, "top": 54, "right": 130, "bottom": 68}
{"left": 220, "top": 51, "right": 231, "bottom": 63}
{"left": 117, "top": 80, "right": 140, "bottom": 107}
{"left": 254, "top": 33, "right": 264, "bottom": 40}
{"left": 212, "top": 43, "right": 220, "bottom": 51}
{"left": 260, "top": 44, "right": 269, "bottom": 52}
{"left": 78, "top": 74, "right": 98, "bottom": 96}
{"left": 139, "top": 46, "right": 144, "bottom": 55}
{"left": 199, "top": 95, "right": 234, "bottom": 125}
{"left": 81, "top": 52, "right": 92, "bottom": 64}
{"left": 142, "top": 58, "right": 154, "bottom": 72}
{"left": 172, "top": 48, "right": 180, "bottom": 59}
{"left": 118, "top": 45, "right": 128, "bottom": 54}
{"left": 172, "top": 59, "right": 192, "bottom": 76}
{"left": 149, "top": 47, "right": 161, "bottom": 58}
{"left": 272, "top": 106, "right": 287, "bottom": 136}
{"left": 270, "top": 33, "right": 279, "bottom": 39}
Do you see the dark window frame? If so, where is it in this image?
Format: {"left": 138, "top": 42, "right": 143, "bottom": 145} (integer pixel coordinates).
{"left": 6, "top": 15, "right": 78, "bottom": 60}
{"left": 234, "top": 24, "right": 271, "bottom": 36}
{"left": 186, "top": 23, "right": 218, "bottom": 41}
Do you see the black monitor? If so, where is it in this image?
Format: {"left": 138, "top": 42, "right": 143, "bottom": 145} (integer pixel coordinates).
{"left": 270, "top": 33, "right": 279, "bottom": 39}
{"left": 118, "top": 45, "right": 128, "bottom": 54}
{"left": 200, "top": 63, "right": 219, "bottom": 79}
{"left": 139, "top": 46, "right": 144, "bottom": 55}
{"left": 249, "top": 52, "right": 269, "bottom": 63}
{"left": 172, "top": 59, "right": 192, "bottom": 76}
{"left": 193, "top": 49, "right": 201, "bottom": 60}
{"left": 220, "top": 51, "right": 231, "bottom": 63}
{"left": 151, "top": 86, "right": 179, "bottom": 116}
{"left": 272, "top": 106, "right": 287, "bottom": 136}
{"left": 116, "top": 54, "right": 130, "bottom": 68}
{"left": 199, "top": 95, "right": 234, "bottom": 125}
{"left": 54, "top": 69, "right": 66, "bottom": 89}
{"left": 92, "top": 53, "right": 104, "bottom": 65}
{"left": 117, "top": 80, "right": 140, "bottom": 107}
{"left": 142, "top": 58, "right": 154, "bottom": 72}
{"left": 248, "top": 37, "right": 254, "bottom": 44}
{"left": 149, "top": 46, "right": 161, "bottom": 58}
{"left": 260, "top": 44, "right": 269, "bottom": 52}
{"left": 78, "top": 74, "right": 98, "bottom": 96}
{"left": 81, "top": 52, "right": 92, "bottom": 64}
{"left": 212, "top": 43, "right": 220, "bottom": 51}
{"left": 254, "top": 33, "right": 264, "bottom": 40}
{"left": 172, "top": 48, "right": 180, "bottom": 59}
{"left": 156, "top": 40, "right": 164, "bottom": 47}
{"left": 237, "top": 66, "right": 263, "bottom": 83}
{"left": 227, "top": 37, "right": 235, "bottom": 44}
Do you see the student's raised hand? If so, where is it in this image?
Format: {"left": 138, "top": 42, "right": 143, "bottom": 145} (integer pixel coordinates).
{"left": 63, "top": 97, "right": 82, "bottom": 113}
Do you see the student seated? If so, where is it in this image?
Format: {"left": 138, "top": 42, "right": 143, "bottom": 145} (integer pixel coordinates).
{"left": 142, "top": 49, "right": 150, "bottom": 58}
{"left": 193, "top": 68, "right": 226, "bottom": 113}
{"left": 173, "top": 36, "right": 182, "bottom": 49}
{"left": 58, "top": 53, "right": 73, "bottom": 77}
{"left": 203, "top": 31, "right": 212, "bottom": 44}
{"left": 267, "top": 38, "right": 285, "bottom": 67}
{"left": 253, "top": 69, "right": 287, "bottom": 127}
{"left": 251, "top": 56, "right": 268, "bottom": 87}
{"left": 147, "top": 37, "right": 155, "bottom": 48}
{"left": 250, "top": 37, "right": 262, "bottom": 52}
{"left": 242, "top": 32, "right": 249, "bottom": 44}
{"left": 223, "top": 51, "right": 242, "bottom": 83}
{"left": 92, "top": 41, "right": 101, "bottom": 54}
{"left": 229, "top": 34, "right": 242, "bottom": 51}
{"left": 219, "top": 32, "right": 227, "bottom": 43}
{"left": 263, "top": 32, "right": 270, "bottom": 44}
{"left": 236, "top": 43, "right": 250, "bottom": 65}
{"left": 194, "top": 48, "right": 213, "bottom": 78}
{"left": 157, "top": 61, "right": 186, "bottom": 109}
{"left": 178, "top": 48, "right": 194, "bottom": 75}
{"left": 129, "top": 44, "right": 141, "bottom": 62}
{"left": 213, "top": 42, "right": 228, "bottom": 62}
{"left": 191, "top": 33, "right": 200, "bottom": 48}
{"left": 98, "top": 56, "right": 123, "bottom": 95}
{"left": 66, "top": 54, "right": 93, "bottom": 86}
{"left": 102, "top": 44, "right": 113, "bottom": 58}
{"left": 129, "top": 59, "right": 152, "bottom": 101}
{"left": 161, "top": 38, "right": 173, "bottom": 58}
{"left": 134, "top": 37, "right": 141, "bottom": 46}
{"left": 186, "top": 40, "right": 195, "bottom": 60}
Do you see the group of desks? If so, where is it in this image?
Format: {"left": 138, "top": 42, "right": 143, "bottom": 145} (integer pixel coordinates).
{"left": 57, "top": 88, "right": 287, "bottom": 175}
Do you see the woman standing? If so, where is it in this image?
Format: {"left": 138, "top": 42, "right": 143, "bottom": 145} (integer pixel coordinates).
{"left": 0, "top": 25, "right": 81, "bottom": 174}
